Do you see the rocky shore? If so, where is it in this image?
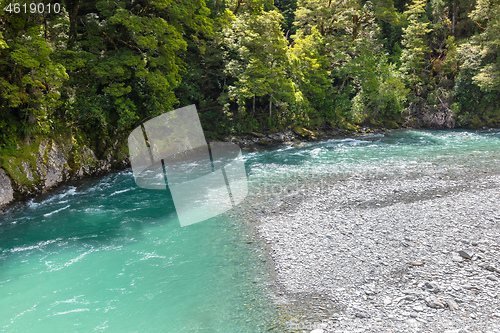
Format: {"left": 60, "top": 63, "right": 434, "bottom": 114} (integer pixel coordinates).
{"left": 234, "top": 160, "right": 500, "bottom": 332}
{"left": 224, "top": 127, "right": 388, "bottom": 147}
{"left": 0, "top": 135, "right": 129, "bottom": 209}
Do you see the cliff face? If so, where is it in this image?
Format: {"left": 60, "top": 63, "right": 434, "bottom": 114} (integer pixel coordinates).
{"left": 0, "top": 135, "right": 129, "bottom": 208}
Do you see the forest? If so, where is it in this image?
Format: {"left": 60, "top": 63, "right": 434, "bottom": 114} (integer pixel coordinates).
{"left": 0, "top": 0, "right": 499, "bottom": 153}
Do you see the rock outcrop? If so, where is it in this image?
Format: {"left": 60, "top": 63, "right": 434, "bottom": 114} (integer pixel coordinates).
{"left": 0, "top": 135, "right": 129, "bottom": 208}
{"left": 0, "top": 169, "right": 14, "bottom": 206}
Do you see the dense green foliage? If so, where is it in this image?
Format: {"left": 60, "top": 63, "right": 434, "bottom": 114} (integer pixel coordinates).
{"left": 0, "top": 0, "right": 499, "bottom": 150}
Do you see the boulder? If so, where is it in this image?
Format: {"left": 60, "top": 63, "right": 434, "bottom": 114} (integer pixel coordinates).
{"left": 293, "top": 126, "right": 317, "bottom": 140}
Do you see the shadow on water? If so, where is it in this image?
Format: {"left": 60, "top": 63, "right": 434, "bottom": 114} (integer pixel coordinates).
{"left": 0, "top": 170, "right": 178, "bottom": 260}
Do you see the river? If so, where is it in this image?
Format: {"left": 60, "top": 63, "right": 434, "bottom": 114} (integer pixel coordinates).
{"left": 0, "top": 129, "right": 499, "bottom": 332}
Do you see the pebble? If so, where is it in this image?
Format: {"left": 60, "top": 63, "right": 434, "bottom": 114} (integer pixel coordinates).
{"left": 413, "top": 305, "right": 424, "bottom": 312}
{"left": 458, "top": 250, "right": 472, "bottom": 260}
{"left": 447, "top": 299, "right": 459, "bottom": 310}
{"left": 424, "top": 281, "right": 440, "bottom": 293}
{"left": 484, "top": 264, "right": 500, "bottom": 273}
{"left": 425, "top": 296, "right": 446, "bottom": 309}
{"left": 355, "top": 312, "right": 369, "bottom": 319}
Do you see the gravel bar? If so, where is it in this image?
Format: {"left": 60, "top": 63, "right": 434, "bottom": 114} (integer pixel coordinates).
{"left": 236, "top": 167, "right": 500, "bottom": 332}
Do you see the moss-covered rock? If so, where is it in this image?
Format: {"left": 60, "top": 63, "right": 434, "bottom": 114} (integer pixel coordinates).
{"left": 291, "top": 142, "right": 304, "bottom": 148}
{"left": 36, "top": 137, "right": 73, "bottom": 189}
{"left": 293, "top": 126, "right": 317, "bottom": 140}
{"left": 250, "top": 131, "right": 264, "bottom": 138}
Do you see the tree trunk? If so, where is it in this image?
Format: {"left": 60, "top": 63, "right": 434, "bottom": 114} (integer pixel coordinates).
{"left": 67, "top": 0, "right": 81, "bottom": 46}
{"left": 452, "top": 0, "right": 457, "bottom": 36}
{"left": 233, "top": 0, "right": 242, "bottom": 14}
{"left": 269, "top": 99, "right": 272, "bottom": 117}
{"left": 253, "top": 95, "right": 256, "bottom": 116}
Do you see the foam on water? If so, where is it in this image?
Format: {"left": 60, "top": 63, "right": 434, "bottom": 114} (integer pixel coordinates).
{"left": 0, "top": 170, "right": 279, "bottom": 332}
{"left": 43, "top": 205, "right": 70, "bottom": 217}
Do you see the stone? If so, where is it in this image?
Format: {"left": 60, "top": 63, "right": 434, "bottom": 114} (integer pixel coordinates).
{"left": 310, "top": 330, "right": 324, "bottom": 333}
{"left": 425, "top": 296, "right": 446, "bottom": 309}
{"left": 458, "top": 250, "right": 472, "bottom": 260}
{"left": 451, "top": 253, "right": 463, "bottom": 262}
{"left": 293, "top": 126, "right": 317, "bottom": 139}
{"left": 75, "top": 146, "right": 99, "bottom": 177}
{"left": 424, "top": 281, "right": 440, "bottom": 293}
{"left": 447, "top": 299, "right": 459, "bottom": 310}
{"left": 21, "top": 160, "right": 34, "bottom": 181}
{"left": 258, "top": 138, "right": 270, "bottom": 146}
{"left": 406, "top": 319, "right": 419, "bottom": 328}
{"left": 484, "top": 264, "right": 500, "bottom": 273}
{"left": 355, "top": 312, "right": 369, "bottom": 319}
{"left": 413, "top": 305, "right": 424, "bottom": 312}
{"left": 408, "top": 260, "right": 425, "bottom": 266}
{"left": 250, "top": 131, "right": 263, "bottom": 138}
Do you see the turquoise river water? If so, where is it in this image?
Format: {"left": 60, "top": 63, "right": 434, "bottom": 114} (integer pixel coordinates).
{"left": 0, "top": 129, "right": 499, "bottom": 332}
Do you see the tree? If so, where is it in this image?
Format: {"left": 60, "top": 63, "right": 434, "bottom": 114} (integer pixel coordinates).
{"left": 292, "top": 0, "right": 406, "bottom": 125}
{"left": 0, "top": 1, "right": 68, "bottom": 145}
{"left": 288, "top": 27, "right": 331, "bottom": 124}
{"left": 63, "top": 0, "right": 213, "bottom": 137}
{"left": 469, "top": 0, "right": 500, "bottom": 92}
{"left": 400, "top": 0, "right": 432, "bottom": 97}
{"left": 222, "top": 9, "right": 295, "bottom": 130}
{"left": 453, "top": 0, "right": 500, "bottom": 128}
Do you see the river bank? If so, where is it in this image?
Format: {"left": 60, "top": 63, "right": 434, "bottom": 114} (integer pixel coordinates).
{"left": 224, "top": 126, "right": 389, "bottom": 147}
{"left": 231, "top": 129, "right": 500, "bottom": 332}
